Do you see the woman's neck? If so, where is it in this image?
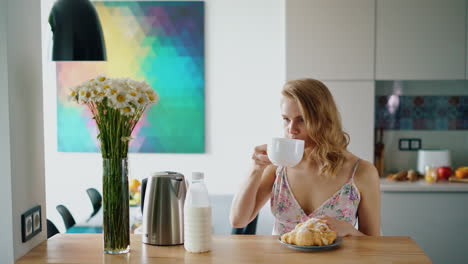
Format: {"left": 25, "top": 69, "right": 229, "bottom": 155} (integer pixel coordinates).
{"left": 291, "top": 149, "right": 350, "bottom": 176}
{"left": 291, "top": 157, "right": 319, "bottom": 172}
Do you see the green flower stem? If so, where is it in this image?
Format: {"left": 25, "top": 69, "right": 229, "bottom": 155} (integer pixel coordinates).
{"left": 103, "top": 158, "right": 129, "bottom": 253}
{"left": 87, "top": 101, "right": 144, "bottom": 253}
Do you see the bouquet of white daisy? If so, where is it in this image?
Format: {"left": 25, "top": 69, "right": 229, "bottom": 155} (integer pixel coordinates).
{"left": 69, "top": 75, "right": 158, "bottom": 254}
{"left": 70, "top": 75, "right": 158, "bottom": 158}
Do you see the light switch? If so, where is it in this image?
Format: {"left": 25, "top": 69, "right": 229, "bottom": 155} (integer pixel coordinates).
{"left": 399, "top": 139, "right": 410, "bottom": 151}
{"left": 410, "top": 139, "right": 421, "bottom": 150}
{"left": 22, "top": 205, "right": 41, "bottom": 242}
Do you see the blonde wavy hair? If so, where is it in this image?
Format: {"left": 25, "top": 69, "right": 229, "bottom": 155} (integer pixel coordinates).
{"left": 282, "top": 78, "right": 350, "bottom": 177}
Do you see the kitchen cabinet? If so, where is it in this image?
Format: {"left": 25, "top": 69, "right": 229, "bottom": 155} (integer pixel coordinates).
{"left": 381, "top": 180, "right": 468, "bottom": 264}
{"left": 375, "top": 0, "right": 466, "bottom": 80}
{"left": 286, "top": 0, "right": 375, "bottom": 80}
{"left": 323, "top": 81, "right": 375, "bottom": 162}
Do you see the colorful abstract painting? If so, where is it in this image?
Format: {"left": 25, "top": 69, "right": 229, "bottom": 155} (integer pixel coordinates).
{"left": 375, "top": 96, "right": 468, "bottom": 130}
{"left": 57, "top": 1, "right": 205, "bottom": 153}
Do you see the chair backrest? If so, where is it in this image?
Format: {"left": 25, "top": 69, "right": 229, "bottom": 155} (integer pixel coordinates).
{"left": 86, "top": 188, "right": 102, "bottom": 218}
{"left": 56, "top": 204, "right": 76, "bottom": 230}
{"left": 47, "top": 219, "right": 60, "bottom": 238}
{"left": 231, "top": 215, "right": 259, "bottom": 235}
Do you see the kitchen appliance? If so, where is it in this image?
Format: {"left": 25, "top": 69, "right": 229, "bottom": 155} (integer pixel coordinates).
{"left": 141, "top": 171, "right": 186, "bottom": 245}
{"left": 417, "top": 149, "right": 451, "bottom": 175}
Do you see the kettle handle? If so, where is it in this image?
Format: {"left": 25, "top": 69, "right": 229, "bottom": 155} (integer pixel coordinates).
{"left": 141, "top": 177, "right": 148, "bottom": 214}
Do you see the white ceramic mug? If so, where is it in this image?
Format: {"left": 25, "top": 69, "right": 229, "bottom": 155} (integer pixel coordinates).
{"left": 267, "top": 138, "right": 305, "bottom": 167}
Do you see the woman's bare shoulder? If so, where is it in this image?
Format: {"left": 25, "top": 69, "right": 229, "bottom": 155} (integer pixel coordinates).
{"left": 357, "top": 160, "right": 378, "bottom": 178}
{"left": 264, "top": 164, "right": 279, "bottom": 178}
{"left": 344, "top": 153, "right": 379, "bottom": 188}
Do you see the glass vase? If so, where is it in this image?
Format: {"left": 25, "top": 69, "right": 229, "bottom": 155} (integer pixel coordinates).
{"left": 103, "top": 158, "right": 130, "bottom": 254}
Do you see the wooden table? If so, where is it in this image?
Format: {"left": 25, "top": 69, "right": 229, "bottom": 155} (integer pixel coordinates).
{"left": 16, "top": 234, "right": 431, "bottom": 264}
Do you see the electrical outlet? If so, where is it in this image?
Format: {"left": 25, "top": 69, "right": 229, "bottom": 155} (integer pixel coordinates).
{"left": 399, "top": 138, "right": 422, "bottom": 151}
{"left": 399, "top": 138, "right": 410, "bottom": 151}
{"left": 21, "top": 205, "right": 41, "bottom": 243}
{"left": 410, "top": 138, "right": 422, "bottom": 150}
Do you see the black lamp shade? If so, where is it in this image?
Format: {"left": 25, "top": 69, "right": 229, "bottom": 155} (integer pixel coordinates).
{"left": 49, "top": 0, "right": 106, "bottom": 61}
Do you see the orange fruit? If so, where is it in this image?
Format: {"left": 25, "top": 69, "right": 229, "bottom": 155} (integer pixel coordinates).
{"left": 455, "top": 168, "right": 468, "bottom": 179}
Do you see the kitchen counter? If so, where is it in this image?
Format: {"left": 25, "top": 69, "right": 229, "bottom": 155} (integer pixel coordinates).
{"left": 380, "top": 178, "right": 468, "bottom": 192}
{"left": 381, "top": 179, "right": 468, "bottom": 263}
{"left": 16, "top": 234, "right": 431, "bottom": 264}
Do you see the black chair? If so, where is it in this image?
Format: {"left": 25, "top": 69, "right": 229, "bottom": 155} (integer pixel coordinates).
{"left": 56, "top": 205, "right": 76, "bottom": 230}
{"left": 47, "top": 219, "right": 60, "bottom": 239}
{"left": 86, "top": 188, "right": 102, "bottom": 221}
{"left": 231, "top": 215, "right": 259, "bottom": 235}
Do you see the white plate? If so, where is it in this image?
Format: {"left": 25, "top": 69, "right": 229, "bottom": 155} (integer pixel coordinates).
{"left": 278, "top": 237, "right": 343, "bottom": 252}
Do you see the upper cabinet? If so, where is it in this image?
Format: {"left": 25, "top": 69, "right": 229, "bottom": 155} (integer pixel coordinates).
{"left": 376, "top": 0, "right": 466, "bottom": 80}
{"left": 324, "top": 81, "right": 375, "bottom": 162}
{"left": 286, "top": 0, "right": 375, "bottom": 80}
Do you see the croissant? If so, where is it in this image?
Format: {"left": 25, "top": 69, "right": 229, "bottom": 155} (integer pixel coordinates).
{"left": 280, "top": 218, "right": 337, "bottom": 246}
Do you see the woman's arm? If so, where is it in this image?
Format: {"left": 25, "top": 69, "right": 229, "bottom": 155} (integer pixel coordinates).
{"left": 229, "top": 145, "right": 277, "bottom": 228}
{"left": 355, "top": 160, "right": 381, "bottom": 236}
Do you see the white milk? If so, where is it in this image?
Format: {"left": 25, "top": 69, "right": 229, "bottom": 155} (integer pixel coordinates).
{"left": 184, "top": 206, "right": 212, "bottom": 253}
{"left": 184, "top": 172, "right": 212, "bottom": 253}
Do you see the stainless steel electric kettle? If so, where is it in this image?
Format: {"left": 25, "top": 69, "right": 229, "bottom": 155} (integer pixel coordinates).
{"left": 141, "top": 171, "right": 186, "bottom": 245}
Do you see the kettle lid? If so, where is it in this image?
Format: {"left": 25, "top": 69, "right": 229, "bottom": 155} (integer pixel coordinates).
{"left": 151, "top": 171, "right": 184, "bottom": 181}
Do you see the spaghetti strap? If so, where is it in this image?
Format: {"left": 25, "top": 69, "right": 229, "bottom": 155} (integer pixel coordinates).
{"left": 350, "top": 159, "right": 361, "bottom": 180}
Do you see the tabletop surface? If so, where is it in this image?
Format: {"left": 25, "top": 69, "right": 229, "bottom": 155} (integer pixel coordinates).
{"left": 16, "top": 234, "right": 432, "bottom": 264}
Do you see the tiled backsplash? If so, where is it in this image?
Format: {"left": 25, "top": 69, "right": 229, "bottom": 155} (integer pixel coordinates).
{"left": 375, "top": 95, "right": 468, "bottom": 130}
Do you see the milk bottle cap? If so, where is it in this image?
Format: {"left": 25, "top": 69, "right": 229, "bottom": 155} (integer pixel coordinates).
{"left": 192, "top": 172, "right": 204, "bottom": 180}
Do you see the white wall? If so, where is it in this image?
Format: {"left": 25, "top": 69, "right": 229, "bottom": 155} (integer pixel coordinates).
{"left": 382, "top": 131, "right": 468, "bottom": 173}
{"left": 42, "top": 0, "right": 286, "bottom": 231}
{"left": 0, "top": 0, "right": 15, "bottom": 262}
{"left": 4, "top": 0, "right": 47, "bottom": 261}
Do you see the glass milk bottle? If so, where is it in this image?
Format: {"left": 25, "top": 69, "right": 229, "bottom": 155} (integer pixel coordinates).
{"left": 184, "top": 172, "right": 212, "bottom": 253}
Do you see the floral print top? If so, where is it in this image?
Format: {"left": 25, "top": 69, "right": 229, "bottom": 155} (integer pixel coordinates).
{"left": 270, "top": 160, "right": 361, "bottom": 235}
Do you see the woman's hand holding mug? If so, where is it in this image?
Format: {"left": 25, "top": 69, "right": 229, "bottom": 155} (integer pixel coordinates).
{"left": 251, "top": 144, "right": 272, "bottom": 170}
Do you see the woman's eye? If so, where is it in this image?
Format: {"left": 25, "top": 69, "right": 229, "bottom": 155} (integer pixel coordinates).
{"left": 282, "top": 117, "right": 290, "bottom": 122}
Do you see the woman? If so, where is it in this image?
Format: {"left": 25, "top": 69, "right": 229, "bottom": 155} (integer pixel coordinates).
{"left": 230, "top": 78, "right": 381, "bottom": 237}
